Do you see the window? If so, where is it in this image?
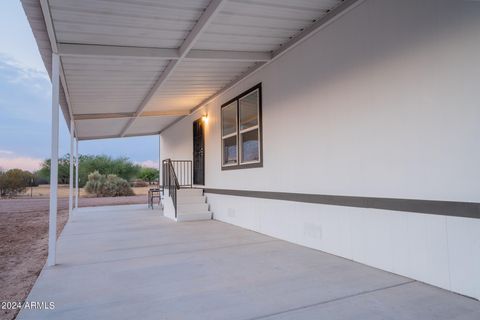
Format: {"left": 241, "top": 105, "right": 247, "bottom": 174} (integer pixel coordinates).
{"left": 221, "top": 84, "right": 262, "bottom": 170}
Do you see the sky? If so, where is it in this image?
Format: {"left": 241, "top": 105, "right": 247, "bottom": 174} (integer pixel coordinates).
{"left": 0, "top": 1, "right": 159, "bottom": 172}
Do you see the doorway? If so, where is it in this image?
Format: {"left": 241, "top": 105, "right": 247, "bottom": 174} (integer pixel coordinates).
{"left": 193, "top": 118, "right": 205, "bottom": 185}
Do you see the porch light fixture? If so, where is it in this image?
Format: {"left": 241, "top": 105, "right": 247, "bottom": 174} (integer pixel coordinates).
{"left": 202, "top": 114, "right": 208, "bottom": 124}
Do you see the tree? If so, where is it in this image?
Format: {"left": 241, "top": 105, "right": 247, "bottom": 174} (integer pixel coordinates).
{"left": 38, "top": 154, "right": 141, "bottom": 187}
{"left": 0, "top": 169, "right": 34, "bottom": 198}
{"left": 37, "top": 155, "right": 71, "bottom": 184}
{"left": 78, "top": 155, "right": 140, "bottom": 187}
{"left": 138, "top": 167, "right": 159, "bottom": 184}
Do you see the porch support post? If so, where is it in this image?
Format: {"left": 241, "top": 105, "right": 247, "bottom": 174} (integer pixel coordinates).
{"left": 47, "top": 53, "right": 60, "bottom": 267}
{"left": 75, "top": 138, "right": 79, "bottom": 209}
{"left": 68, "top": 119, "right": 74, "bottom": 215}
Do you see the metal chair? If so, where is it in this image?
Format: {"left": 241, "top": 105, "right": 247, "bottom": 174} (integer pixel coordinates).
{"left": 148, "top": 187, "right": 161, "bottom": 209}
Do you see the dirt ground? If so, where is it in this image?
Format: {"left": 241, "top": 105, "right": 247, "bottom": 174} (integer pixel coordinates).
{"left": 0, "top": 195, "right": 147, "bottom": 320}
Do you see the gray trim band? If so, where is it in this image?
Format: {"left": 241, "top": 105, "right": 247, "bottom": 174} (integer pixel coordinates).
{"left": 203, "top": 188, "right": 480, "bottom": 219}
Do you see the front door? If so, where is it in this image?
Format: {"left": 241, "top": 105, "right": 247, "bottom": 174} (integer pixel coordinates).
{"left": 193, "top": 118, "right": 205, "bottom": 185}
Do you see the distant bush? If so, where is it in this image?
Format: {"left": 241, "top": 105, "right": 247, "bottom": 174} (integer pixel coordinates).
{"left": 84, "top": 171, "right": 134, "bottom": 197}
{"left": 130, "top": 179, "right": 148, "bottom": 187}
{"left": 33, "top": 175, "right": 49, "bottom": 185}
{"left": 138, "top": 167, "right": 159, "bottom": 185}
{"left": 0, "top": 169, "right": 34, "bottom": 198}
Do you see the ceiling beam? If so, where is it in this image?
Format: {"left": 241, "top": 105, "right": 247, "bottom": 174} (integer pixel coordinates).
{"left": 39, "top": 0, "right": 57, "bottom": 53}
{"left": 140, "top": 110, "right": 190, "bottom": 117}
{"left": 57, "top": 43, "right": 271, "bottom": 62}
{"left": 78, "top": 132, "right": 159, "bottom": 141}
{"left": 74, "top": 113, "right": 134, "bottom": 120}
{"left": 119, "top": 0, "right": 227, "bottom": 137}
{"left": 186, "top": 49, "right": 271, "bottom": 62}
{"left": 57, "top": 43, "right": 178, "bottom": 59}
{"left": 179, "top": 0, "right": 226, "bottom": 57}
{"left": 74, "top": 110, "right": 190, "bottom": 120}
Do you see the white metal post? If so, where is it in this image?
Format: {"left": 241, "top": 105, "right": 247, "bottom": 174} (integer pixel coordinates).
{"left": 159, "top": 134, "right": 161, "bottom": 188}
{"left": 48, "top": 53, "right": 60, "bottom": 267}
{"left": 68, "top": 118, "right": 74, "bottom": 215}
{"left": 75, "top": 138, "right": 79, "bottom": 209}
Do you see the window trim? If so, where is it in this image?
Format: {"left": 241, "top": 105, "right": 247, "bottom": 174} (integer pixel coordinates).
{"left": 222, "top": 135, "right": 238, "bottom": 167}
{"left": 221, "top": 100, "right": 238, "bottom": 167}
{"left": 221, "top": 83, "right": 263, "bottom": 170}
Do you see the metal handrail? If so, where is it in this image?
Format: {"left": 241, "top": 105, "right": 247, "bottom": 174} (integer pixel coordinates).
{"left": 162, "top": 159, "right": 192, "bottom": 217}
{"left": 171, "top": 160, "right": 193, "bottom": 188}
{"left": 162, "top": 159, "right": 179, "bottom": 217}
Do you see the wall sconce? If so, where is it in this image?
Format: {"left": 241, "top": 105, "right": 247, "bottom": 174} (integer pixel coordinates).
{"left": 202, "top": 114, "right": 208, "bottom": 124}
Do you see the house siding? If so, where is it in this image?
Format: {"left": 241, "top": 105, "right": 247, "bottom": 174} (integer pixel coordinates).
{"left": 160, "top": 0, "right": 480, "bottom": 299}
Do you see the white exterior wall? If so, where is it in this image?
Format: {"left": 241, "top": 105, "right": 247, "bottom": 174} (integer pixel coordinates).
{"left": 160, "top": 0, "right": 480, "bottom": 299}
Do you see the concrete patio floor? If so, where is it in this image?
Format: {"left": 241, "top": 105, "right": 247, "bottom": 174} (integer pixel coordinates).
{"left": 18, "top": 204, "right": 480, "bottom": 320}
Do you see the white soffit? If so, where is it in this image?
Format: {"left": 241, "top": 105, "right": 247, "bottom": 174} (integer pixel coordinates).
{"left": 21, "top": 0, "right": 350, "bottom": 140}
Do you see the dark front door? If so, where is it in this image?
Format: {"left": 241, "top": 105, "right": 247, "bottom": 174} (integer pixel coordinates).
{"left": 193, "top": 118, "right": 205, "bottom": 185}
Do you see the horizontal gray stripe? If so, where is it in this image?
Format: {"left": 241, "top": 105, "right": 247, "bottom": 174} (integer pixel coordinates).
{"left": 203, "top": 188, "right": 480, "bottom": 219}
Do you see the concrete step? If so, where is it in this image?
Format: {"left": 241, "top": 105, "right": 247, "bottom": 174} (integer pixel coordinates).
{"left": 176, "top": 212, "right": 212, "bottom": 222}
{"left": 166, "top": 188, "right": 211, "bottom": 222}
{"left": 177, "top": 188, "right": 203, "bottom": 197}
{"left": 177, "top": 203, "right": 209, "bottom": 214}
{"left": 177, "top": 195, "right": 206, "bottom": 204}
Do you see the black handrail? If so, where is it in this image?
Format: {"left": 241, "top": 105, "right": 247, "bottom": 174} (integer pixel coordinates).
{"left": 162, "top": 159, "right": 179, "bottom": 217}
{"left": 162, "top": 159, "right": 192, "bottom": 217}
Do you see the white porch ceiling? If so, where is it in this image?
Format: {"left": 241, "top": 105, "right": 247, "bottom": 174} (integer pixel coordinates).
{"left": 127, "top": 116, "right": 181, "bottom": 137}
{"left": 63, "top": 56, "right": 167, "bottom": 116}
{"left": 144, "top": 60, "right": 258, "bottom": 114}
{"left": 75, "top": 118, "right": 130, "bottom": 140}
{"left": 21, "top": 0, "right": 358, "bottom": 140}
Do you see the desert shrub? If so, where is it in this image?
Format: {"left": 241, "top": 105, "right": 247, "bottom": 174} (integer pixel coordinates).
{"left": 84, "top": 171, "right": 104, "bottom": 196}
{"left": 0, "top": 169, "right": 34, "bottom": 198}
{"left": 84, "top": 171, "right": 134, "bottom": 197}
{"left": 103, "top": 175, "right": 135, "bottom": 197}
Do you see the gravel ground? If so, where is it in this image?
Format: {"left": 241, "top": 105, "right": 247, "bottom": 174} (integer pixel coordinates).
{"left": 0, "top": 196, "right": 146, "bottom": 320}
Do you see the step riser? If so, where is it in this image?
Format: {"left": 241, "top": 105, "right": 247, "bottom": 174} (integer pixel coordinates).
{"left": 177, "top": 196, "right": 206, "bottom": 204}
{"left": 177, "top": 212, "right": 212, "bottom": 222}
{"left": 177, "top": 203, "right": 209, "bottom": 214}
{"left": 165, "top": 188, "right": 212, "bottom": 222}
{"left": 177, "top": 188, "right": 203, "bottom": 196}
{"left": 177, "top": 210, "right": 211, "bottom": 215}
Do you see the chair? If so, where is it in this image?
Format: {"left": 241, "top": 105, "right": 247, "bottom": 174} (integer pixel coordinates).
{"left": 148, "top": 187, "right": 161, "bottom": 209}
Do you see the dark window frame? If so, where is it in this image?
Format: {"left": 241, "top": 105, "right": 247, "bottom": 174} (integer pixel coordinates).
{"left": 221, "top": 83, "right": 263, "bottom": 170}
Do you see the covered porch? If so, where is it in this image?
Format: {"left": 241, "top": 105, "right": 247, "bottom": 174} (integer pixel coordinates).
{"left": 18, "top": 0, "right": 480, "bottom": 311}
{"left": 18, "top": 205, "right": 480, "bottom": 320}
